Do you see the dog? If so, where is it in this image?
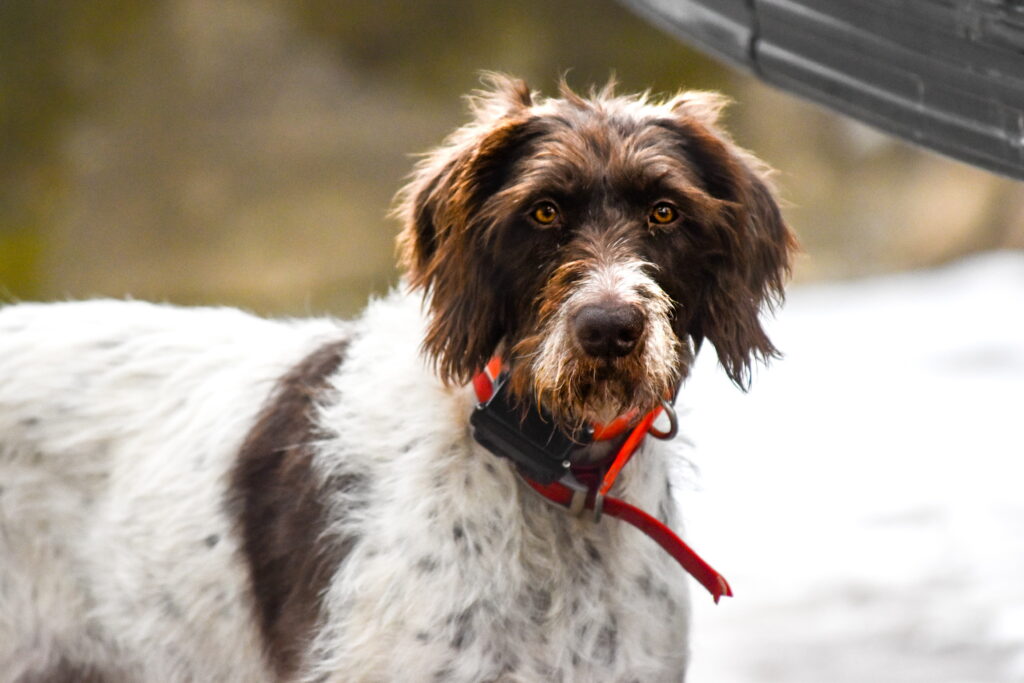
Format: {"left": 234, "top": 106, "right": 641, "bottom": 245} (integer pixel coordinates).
{"left": 0, "top": 75, "right": 795, "bottom": 682}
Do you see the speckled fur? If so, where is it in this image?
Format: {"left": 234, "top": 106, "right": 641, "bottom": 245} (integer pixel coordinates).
{"left": 0, "top": 294, "right": 687, "bottom": 682}
{"left": 0, "top": 301, "right": 336, "bottom": 681}
{"left": 305, "top": 293, "right": 690, "bottom": 682}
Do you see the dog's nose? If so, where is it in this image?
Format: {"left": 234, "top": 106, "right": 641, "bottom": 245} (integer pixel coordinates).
{"left": 573, "top": 303, "right": 644, "bottom": 358}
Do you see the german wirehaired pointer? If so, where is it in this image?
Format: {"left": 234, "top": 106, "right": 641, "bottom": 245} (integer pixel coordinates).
{"left": 0, "top": 76, "right": 795, "bottom": 682}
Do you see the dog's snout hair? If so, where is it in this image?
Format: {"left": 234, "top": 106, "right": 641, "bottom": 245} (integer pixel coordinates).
{"left": 523, "top": 247, "right": 681, "bottom": 424}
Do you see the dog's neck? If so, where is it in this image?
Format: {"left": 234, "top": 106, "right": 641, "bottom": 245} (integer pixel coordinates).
{"left": 469, "top": 356, "right": 662, "bottom": 483}
{"left": 466, "top": 361, "right": 731, "bottom": 603}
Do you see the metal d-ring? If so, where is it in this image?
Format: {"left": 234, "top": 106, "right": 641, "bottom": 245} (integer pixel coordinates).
{"left": 649, "top": 399, "right": 678, "bottom": 440}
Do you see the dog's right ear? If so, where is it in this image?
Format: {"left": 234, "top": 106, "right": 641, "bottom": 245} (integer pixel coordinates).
{"left": 395, "top": 75, "right": 540, "bottom": 385}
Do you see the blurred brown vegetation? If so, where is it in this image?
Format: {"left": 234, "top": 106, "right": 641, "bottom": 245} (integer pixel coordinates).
{"left": 2, "top": 0, "right": 1022, "bottom": 316}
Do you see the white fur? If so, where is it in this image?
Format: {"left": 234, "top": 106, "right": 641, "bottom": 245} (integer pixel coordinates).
{"left": 0, "top": 292, "right": 691, "bottom": 682}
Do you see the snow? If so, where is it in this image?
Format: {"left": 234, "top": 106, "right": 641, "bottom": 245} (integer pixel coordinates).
{"left": 678, "top": 251, "right": 1024, "bottom": 683}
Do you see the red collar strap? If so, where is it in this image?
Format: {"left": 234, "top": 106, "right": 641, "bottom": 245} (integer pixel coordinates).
{"left": 471, "top": 357, "right": 733, "bottom": 604}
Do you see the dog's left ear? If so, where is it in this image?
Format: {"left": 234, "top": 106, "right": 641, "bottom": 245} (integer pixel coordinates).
{"left": 395, "top": 75, "right": 540, "bottom": 385}
{"left": 665, "top": 95, "right": 799, "bottom": 388}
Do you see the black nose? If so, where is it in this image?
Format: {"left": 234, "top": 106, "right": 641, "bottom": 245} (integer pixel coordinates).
{"left": 573, "top": 303, "right": 645, "bottom": 358}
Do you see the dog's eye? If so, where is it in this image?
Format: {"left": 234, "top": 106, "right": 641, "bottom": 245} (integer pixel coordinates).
{"left": 649, "top": 203, "right": 678, "bottom": 226}
{"left": 531, "top": 202, "right": 559, "bottom": 226}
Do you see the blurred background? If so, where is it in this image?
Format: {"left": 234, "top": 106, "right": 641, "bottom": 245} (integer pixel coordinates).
{"left": 3, "top": 2, "right": 1023, "bottom": 682}
{"left": 3, "top": 0, "right": 1022, "bottom": 315}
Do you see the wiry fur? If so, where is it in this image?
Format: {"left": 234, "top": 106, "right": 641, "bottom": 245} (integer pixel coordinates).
{"left": 518, "top": 250, "right": 681, "bottom": 426}
{"left": 0, "top": 75, "right": 794, "bottom": 682}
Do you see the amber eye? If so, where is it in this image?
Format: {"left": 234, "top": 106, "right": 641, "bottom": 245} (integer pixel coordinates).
{"left": 649, "top": 202, "right": 678, "bottom": 225}
{"left": 531, "top": 202, "right": 559, "bottom": 226}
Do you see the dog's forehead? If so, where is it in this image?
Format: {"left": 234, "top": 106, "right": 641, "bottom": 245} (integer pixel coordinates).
{"left": 518, "top": 103, "right": 703, "bottom": 192}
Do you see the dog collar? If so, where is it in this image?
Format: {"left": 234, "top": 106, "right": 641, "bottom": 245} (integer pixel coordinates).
{"left": 469, "top": 357, "right": 732, "bottom": 603}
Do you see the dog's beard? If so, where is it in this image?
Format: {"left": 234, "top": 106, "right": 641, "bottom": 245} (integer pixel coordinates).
{"left": 509, "top": 270, "right": 685, "bottom": 429}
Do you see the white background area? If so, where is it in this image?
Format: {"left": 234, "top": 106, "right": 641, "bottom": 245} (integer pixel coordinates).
{"left": 679, "top": 252, "right": 1024, "bottom": 683}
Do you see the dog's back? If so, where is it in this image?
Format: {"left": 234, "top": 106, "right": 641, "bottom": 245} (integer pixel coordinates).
{"left": 0, "top": 300, "right": 340, "bottom": 682}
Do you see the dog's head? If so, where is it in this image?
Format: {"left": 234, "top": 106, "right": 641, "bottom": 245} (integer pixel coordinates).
{"left": 396, "top": 75, "right": 797, "bottom": 426}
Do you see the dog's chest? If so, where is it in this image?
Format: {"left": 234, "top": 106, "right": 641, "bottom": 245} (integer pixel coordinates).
{"left": 314, "top": 436, "right": 691, "bottom": 683}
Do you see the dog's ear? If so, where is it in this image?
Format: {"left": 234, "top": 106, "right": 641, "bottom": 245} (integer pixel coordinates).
{"left": 395, "top": 75, "right": 539, "bottom": 385}
{"left": 661, "top": 102, "right": 798, "bottom": 388}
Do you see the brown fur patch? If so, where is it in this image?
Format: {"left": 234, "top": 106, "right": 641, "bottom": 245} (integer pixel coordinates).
{"left": 650, "top": 117, "right": 799, "bottom": 386}
{"left": 230, "top": 338, "right": 354, "bottom": 678}
{"left": 399, "top": 113, "right": 548, "bottom": 386}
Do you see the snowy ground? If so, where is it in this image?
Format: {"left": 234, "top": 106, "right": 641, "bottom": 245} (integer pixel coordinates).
{"left": 677, "top": 251, "right": 1024, "bottom": 683}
